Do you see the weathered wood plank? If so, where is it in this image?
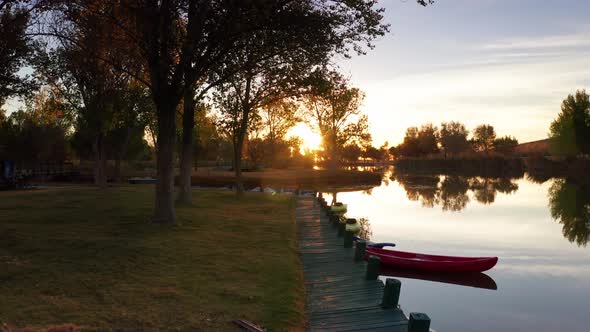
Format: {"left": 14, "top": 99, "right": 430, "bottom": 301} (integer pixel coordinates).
{"left": 297, "top": 197, "right": 409, "bottom": 331}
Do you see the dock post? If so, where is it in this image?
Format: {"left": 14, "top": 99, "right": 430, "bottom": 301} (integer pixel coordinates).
{"left": 366, "top": 255, "right": 380, "bottom": 280}
{"left": 344, "top": 230, "right": 354, "bottom": 248}
{"left": 329, "top": 214, "right": 339, "bottom": 226}
{"left": 337, "top": 222, "right": 345, "bottom": 237}
{"left": 381, "top": 278, "right": 401, "bottom": 309}
{"left": 354, "top": 240, "right": 367, "bottom": 261}
{"left": 408, "top": 313, "right": 431, "bottom": 332}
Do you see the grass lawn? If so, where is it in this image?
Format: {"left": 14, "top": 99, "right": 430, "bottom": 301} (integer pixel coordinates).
{"left": 0, "top": 186, "right": 304, "bottom": 331}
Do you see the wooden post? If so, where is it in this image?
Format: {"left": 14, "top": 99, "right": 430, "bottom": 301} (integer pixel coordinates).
{"left": 331, "top": 215, "right": 340, "bottom": 227}
{"left": 366, "top": 255, "right": 380, "bottom": 280}
{"left": 337, "top": 221, "right": 345, "bottom": 237}
{"left": 354, "top": 240, "right": 367, "bottom": 261}
{"left": 344, "top": 230, "right": 354, "bottom": 248}
{"left": 381, "top": 278, "right": 401, "bottom": 309}
{"left": 408, "top": 313, "right": 431, "bottom": 332}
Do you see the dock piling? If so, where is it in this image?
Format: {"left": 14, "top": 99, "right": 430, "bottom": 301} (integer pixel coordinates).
{"left": 381, "top": 278, "right": 401, "bottom": 309}
{"left": 366, "top": 255, "right": 380, "bottom": 280}
{"left": 337, "top": 222, "right": 345, "bottom": 237}
{"left": 408, "top": 312, "right": 431, "bottom": 332}
{"left": 354, "top": 240, "right": 367, "bottom": 261}
{"left": 344, "top": 230, "right": 354, "bottom": 248}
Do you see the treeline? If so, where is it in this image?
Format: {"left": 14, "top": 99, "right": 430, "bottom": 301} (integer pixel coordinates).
{"left": 0, "top": 0, "right": 432, "bottom": 224}
{"left": 390, "top": 122, "right": 518, "bottom": 158}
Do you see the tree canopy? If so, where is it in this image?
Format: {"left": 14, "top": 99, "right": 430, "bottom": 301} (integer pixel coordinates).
{"left": 549, "top": 90, "right": 590, "bottom": 157}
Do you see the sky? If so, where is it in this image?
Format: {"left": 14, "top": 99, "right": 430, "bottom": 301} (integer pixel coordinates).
{"left": 332, "top": 0, "right": 590, "bottom": 146}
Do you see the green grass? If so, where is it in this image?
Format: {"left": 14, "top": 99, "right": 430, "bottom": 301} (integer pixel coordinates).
{"left": 0, "top": 187, "right": 304, "bottom": 331}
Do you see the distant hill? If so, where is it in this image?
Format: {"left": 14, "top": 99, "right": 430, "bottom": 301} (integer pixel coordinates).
{"left": 514, "top": 139, "right": 551, "bottom": 156}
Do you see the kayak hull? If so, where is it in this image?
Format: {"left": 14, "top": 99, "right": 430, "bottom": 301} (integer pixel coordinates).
{"left": 365, "top": 248, "right": 498, "bottom": 273}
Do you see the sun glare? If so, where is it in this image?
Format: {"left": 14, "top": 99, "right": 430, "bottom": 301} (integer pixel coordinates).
{"left": 288, "top": 123, "right": 322, "bottom": 154}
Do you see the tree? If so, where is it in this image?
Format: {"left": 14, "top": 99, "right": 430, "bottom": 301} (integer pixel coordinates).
{"left": 47, "top": 0, "right": 428, "bottom": 223}
{"left": 0, "top": 107, "right": 69, "bottom": 165}
{"left": 260, "top": 99, "right": 300, "bottom": 166}
{"left": 473, "top": 124, "right": 496, "bottom": 153}
{"left": 493, "top": 135, "right": 518, "bottom": 155}
{"left": 341, "top": 144, "right": 362, "bottom": 163}
{"left": 42, "top": 3, "right": 135, "bottom": 188}
{"left": 439, "top": 121, "right": 469, "bottom": 157}
{"left": 549, "top": 90, "right": 590, "bottom": 157}
{"left": 0, "top": 2, "right": 37, "bottom": 109}
{"left": 304, "top": 69, "right": 371, "bottom": 167}
{"left": 417, "top": 123, "right": 439, "bottom": 155}
{"left": 397, "top": 126, "right": 420, "bottom": 157}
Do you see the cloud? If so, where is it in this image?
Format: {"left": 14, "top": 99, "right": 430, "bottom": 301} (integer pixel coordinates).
{"left": 481, "top": 32, "right": 590, "bottom": 51}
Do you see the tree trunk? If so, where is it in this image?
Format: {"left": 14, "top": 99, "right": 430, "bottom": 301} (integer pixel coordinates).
{"left": 93, "top": 133, "right": 108, "bottom": 188}
{"left": 234, "top": 139, "right": 244, "bottom": 196}
{"left": 115, "top": 127, "right": 132, "bottom": 183}
{"left": 178, "top": 89, "right": 196, "bottom": 204}
{"left": 153, "top": 100, "right": 177, "bottom": 224}
{"left": 329, "top": 131, "right": 338, "bottom": 169}
{"left": 234, "top": 73, "right": 252, "bottom": 197}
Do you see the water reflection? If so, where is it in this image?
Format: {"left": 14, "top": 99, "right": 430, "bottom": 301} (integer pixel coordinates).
{"left": 440, "top": 176, "right": 470, "bottom": 212}
{"left": 380, "top": 268, "right": 497, "bottom": 290}
{"left": 548, "top": 178, "right": 590, "bottom": 247}
{"left": 323, "top": 170, "right": 590, "bottom": 332}
{"left": 392, "top": 173, "right": 520, "bottom": 210}
{"left": 330, "top": 170, "right": 590, "bottom": 248}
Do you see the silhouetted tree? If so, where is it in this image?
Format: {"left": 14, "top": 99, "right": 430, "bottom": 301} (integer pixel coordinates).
{"left": 341, "top": 144, "right": 362, "bottom": 162}
{"left": 304, "top": 69, "right": 371, "bottom": 167}
{"left": 493, "top": 135, "right": 518, "bottom": 155}
{"left": 439, "top": 121, "right": 469, "bottom": 157}
{"left": 549, "top": 90, "right": 590, "bottom": 157}
{"left": 417, "top": 123, "right": 439, "bottom": 155}
{"left": 259, "top": 99, "right": 300, "bottom": 166}
{"left": 0, "top": 2, "right": 38, "bottom": 109}
{"left": 397, "top": 126, "right": 420, "bottom": 157}
{"left": 473, "top": 124, "right": 496, "bottom": 153}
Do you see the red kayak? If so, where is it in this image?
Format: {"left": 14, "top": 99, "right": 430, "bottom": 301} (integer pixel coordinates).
{"left": 365, "top": 247, "right": 498, "bottom": 273}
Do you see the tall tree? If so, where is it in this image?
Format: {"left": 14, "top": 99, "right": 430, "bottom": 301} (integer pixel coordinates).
{"left": 473, "top": 124, "right": 496, "bottom": 153}
{"left": 397, "top": 126, "right": 420, "bottom": 157}
{"left": 417, "top": 123, "right": 439, "bottom": 155}
{"left": 42, "top": 2, "right": 135, "bottom": 188}
{"left": 304, "top": 69, "right": 371, "bottom": 167}
{"left": 549, "top": 90, "right": 590, "bottom": 157}
{"left": 47, "top": 0, "right": 431, "bottom": 223}
{"left": 260, "top": 99, "right": 300, "bottom": 165}
{"left": 0, "top": 1, "right": 38, "bottom": 109}
{"left": 439, "top": 121, "right": 469, "bottom": 157}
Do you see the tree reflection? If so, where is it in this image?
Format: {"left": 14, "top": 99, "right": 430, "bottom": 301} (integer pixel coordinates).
{"left": 394, "top": 174, "right": 440, "bottom": 208}
{"left": 548, "top": 179, "right": 590, "bottom": 247}
{"left": 394, "top": 173, "right": 520, "bottom": 212}
{"left": 440, "top": 176, "right": 470, "bottom": 212}
{"left": 470, "top": 177, "right": 519, "bottom": 204}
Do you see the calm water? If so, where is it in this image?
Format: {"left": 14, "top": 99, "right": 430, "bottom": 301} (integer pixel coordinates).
{"left": 323, "top": 169, "right": 590, "bottom": 332}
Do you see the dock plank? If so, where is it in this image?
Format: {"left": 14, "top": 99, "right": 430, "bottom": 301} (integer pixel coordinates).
{"left": 297, "top": 197, "right": 409, "bottom": 331}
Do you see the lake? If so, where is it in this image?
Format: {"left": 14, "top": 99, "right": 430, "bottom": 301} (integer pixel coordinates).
{"left": 322, "top": 168, "right": 590, "bottom": 332}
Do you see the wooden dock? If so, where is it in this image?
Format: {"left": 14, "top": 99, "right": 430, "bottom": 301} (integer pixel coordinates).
{"left": 297, "top": 197, "right": 420, "bottom": 332}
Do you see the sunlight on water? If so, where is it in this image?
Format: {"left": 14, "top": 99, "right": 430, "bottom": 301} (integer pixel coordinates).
{"left": 322, "top": 168, "right": 590, "bottom": 332}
